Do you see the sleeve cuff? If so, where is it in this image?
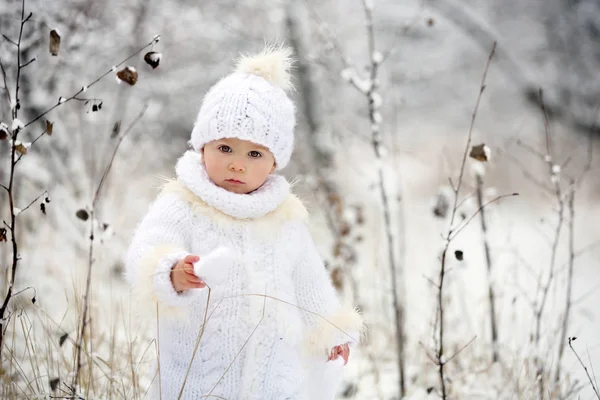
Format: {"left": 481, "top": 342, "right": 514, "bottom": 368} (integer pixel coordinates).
{"left": 153, "top": 249, "right": 197, "bottom": 308}
{"left": 302, "top": 307, "right": 365, "bottom": 358}
{"left": 134, "top": 245, "right": 196, "bottom": 317}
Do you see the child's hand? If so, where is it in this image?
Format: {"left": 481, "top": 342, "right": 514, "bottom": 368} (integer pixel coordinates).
{"left": 171, "top": 255, "right": 206, "bottom": 292}
{"left": 327, "top": 343, "right": 350, "bottom": 365}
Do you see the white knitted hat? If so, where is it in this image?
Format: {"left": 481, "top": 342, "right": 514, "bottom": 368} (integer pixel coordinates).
{"left": 189, "top": 46, "right": 296, "bottom": 169}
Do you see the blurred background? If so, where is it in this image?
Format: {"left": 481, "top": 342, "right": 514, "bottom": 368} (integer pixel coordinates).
{"left": 1, "top": 0, "right": 599, "bottom": 398}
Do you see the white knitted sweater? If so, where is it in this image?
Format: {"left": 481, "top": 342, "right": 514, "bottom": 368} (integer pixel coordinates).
{"left": 125, "top": 151, "right": 363, "bottom": 400}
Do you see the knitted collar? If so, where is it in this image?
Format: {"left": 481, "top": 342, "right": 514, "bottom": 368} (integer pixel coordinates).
{"left": 175, "top": 150, "right": 290, "bottom": 220}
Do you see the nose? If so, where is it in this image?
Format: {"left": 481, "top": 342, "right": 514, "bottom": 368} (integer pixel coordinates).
{"left": 229, "top": 160, "right": 245, "bottom": 173}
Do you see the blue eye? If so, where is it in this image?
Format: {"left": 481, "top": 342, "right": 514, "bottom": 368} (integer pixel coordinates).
{"left": 249, "top": 151, "right": 262, "bottom": 158}
{"left": 219, "top": 145, "right": 232, "bottom": 153}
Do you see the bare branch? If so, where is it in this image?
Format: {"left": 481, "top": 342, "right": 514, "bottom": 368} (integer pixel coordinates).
{"left": 19, "top": 190, "right": 48, "bottom": 214}
{"left": 24, "top": 35, "right": 160, "bottom": 129}
{"left": 435, "top": 42, "right": 498, "bottom": 400}
{"left": 19, "top": 56, "right": 36, "bottom": 69}
{"left": 92, "top": 104, "right": 147, "bottom": 208}
{"left": 444, "top": 335, "right": 477, "bottom": 365}
{"left": 568, "top": 338, "right": 600, "bottom": 400}
{"left": 2, "top": 34, "right": 18, "bottom": 47}
{"left": 447, "top": 41, "right": 497, "bottom": 234}
{"left": 555, "top": 185, "right": 576, "bottom": 382}
{"left": 450, "top": 192, "right": 519, "bottom": 240}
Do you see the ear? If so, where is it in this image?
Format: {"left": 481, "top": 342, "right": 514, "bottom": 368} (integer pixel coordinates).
{"left": 270, "top": 162, "right": 276, "bottom": 174}
{"left": 200, "top": 147, "right": 205, "bottom": 164}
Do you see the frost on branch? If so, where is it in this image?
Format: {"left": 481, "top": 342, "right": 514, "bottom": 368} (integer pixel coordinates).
{"left": 49, "top": 29, "right": 61, "bottom": 56}
{"left": 116, "top": 66, "right": 138, "bottom": 85}
{"left": 12, "top": 119, "right": 24, "bottom": 132}
{"left": 372, "top": 51, "right": 383, "bottom": 64}
{"left": 370, "top": 92, "right": 383, "bottom": 108}
{"left": 144, "top": 51, "right": 162, "bottom": 69}
{"left": 340, "top": 68, "right": 372, "bottom": 93}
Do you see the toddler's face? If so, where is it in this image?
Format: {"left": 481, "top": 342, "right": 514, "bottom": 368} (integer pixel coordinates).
{"left": 202, "top": 138, "right": 276, "bottom": 194}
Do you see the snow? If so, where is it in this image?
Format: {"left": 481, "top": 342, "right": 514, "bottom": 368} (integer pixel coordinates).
{"left": 370, "top": 92, "right": 383, "bottom": 108}
{"left": 58, "top": 97, "right": 66, "bottom": 104}
{"left": 372, "top": 51, "right": 383, "bottom": 64}
{"left": 11, "top": 118, "right": 24, "bottom": 131}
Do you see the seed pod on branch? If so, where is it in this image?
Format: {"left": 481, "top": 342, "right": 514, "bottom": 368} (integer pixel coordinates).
{"left": 116, "top": 66, "right": 138, "bottom": 85}
{"left": 144, "top": 51, "right": 162, "bottom": 69}
{"left": 49, "top": 29, "right": 61, "bottom": 56}
{"left": 469, "top": 143, "right": 491, "bottom": 162}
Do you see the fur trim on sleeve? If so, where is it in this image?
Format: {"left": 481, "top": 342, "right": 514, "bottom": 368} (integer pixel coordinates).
{"left": 134, "top": 245, "right": 196, "bottom": 318}
{"left": 302, "top": 307, "right": 366, "bottom": 359}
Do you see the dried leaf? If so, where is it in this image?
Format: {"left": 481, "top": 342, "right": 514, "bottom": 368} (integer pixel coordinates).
{"left": 339, "top": 222, "right": 351, "bottom": 237}
{"left": 45, "top": 120, "right": 53, "bottom": 136}
{"left": 433, "top": 192, "right": 449, "bottom": 218}
{"left": 144, "top": 51, "right": 162, "bottom": 69}
{"left": 111, "top": 120, "right": 121, "bottom": 138}
{"left": 49, "top": 30, "right": 61, "bottom": 56}
{"left": 76, "top": 209, "right": 89, "bottom": 221}
{"left": 0, "top": 122, "right": 8, "bottom": 140}
{"left": 426, "top": 18, "right": 435, "bottom": 27}
{"left": 40, "top": 203, "right": 46, "bottom": 215}
{"left": 454, "top": 250, "right": 464, "bottom": 261}
{"left": 15, "top": 142, "right": 27, "bottom": 155}
{"left": 469, "top": 144, "right": 490, "bottom": 162}
{"left": 330, "top": 267, "right": 344, "bottom": 291}
{"left": 0, "top": 227, "right": 7, "bottom": 242}
{"left": 31, "top": 296, "right": 36, "bottom": 304}
{"left": 49, "top": 377, "right": 60, "bottom": 391}
{"left": 59, "top": 333, "right": 68, "bottom": 347}
{"left": 116, "top": 66, "right": 138, "bottom": 86}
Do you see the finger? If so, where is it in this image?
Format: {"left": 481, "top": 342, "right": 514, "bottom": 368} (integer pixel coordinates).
{"left": 186, "top": 276, "right": 204, "bottom": 284}
{"left": 183, "top": 255, "right": 200, "bottom": 264}
{"left": 183, "top": 263, "right": 197, "bottom": 276}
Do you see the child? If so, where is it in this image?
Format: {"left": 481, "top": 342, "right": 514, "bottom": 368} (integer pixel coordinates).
{"left": 125, "top": 46, "right": 364, "bottom": 400}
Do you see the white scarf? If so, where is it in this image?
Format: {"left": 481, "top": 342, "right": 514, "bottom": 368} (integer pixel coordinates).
{"left": 175, "top": 150, "right": 290, "bottom": 220}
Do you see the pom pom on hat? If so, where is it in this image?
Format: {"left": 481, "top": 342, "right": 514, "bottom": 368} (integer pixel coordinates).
{"left": 235, "top": 45, "right": 294, "bottom": 92}
{"left": 189, "top": 45, "right": 296, "bottom": 169}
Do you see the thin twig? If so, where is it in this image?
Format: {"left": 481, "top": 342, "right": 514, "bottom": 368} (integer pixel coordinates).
{"left": 568, "top": 338, "right": 600, "bottom": 399}
{"left": 71, "top": 104, "right": 147, "bottom": 395}
{"left": 17, "top": 190, "right": 47, "bottom": 214}
{"left": 450, "top": 192, "right": 519, "bottom": 240}
{"left": 475, "top": 173, "right": 498, "bottom": 363}
{"left": 205, "top": 289, "right": 269, "bottom": 399}
{"left": 555, "top": 184, "right": 575, "bottom": 382}
{"left": 93, "top": 104, "right": 148, "bottom": 208}
{"left": 436, "top": 41, "right": 497, "bottom": 400}
{"left": 444, "top": 335, "right": 477, "bottom": 365}
{"left": 533, "top": 88, "right": 565, "bottom": 398}
{"left": 178, "top": 287, "right": 212, "bottom": 398}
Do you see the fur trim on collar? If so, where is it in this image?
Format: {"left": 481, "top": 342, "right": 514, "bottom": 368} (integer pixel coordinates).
{"left": 161, "top": 179, "right": 308, "bottom": 227}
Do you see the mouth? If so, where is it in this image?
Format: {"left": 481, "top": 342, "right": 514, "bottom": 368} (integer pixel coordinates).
{"left": 225, "top": 179, "right": 245, "bottom": 185}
